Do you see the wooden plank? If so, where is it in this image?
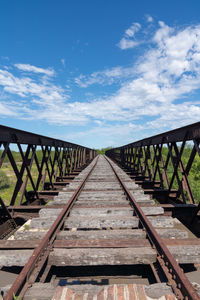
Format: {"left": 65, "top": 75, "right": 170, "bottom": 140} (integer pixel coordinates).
{"left": 57, "top": 229, "right": 146, "bottom": 240}
{"left": 74, "top": 201, "right": 128, "bottom": 206}
{"left": 14, "top": 229, "right": 146, "bottom": 241}
{"left": 64, "top": 216, "right": 139, "bottom": 229}
{"left": 72, "top": 204, "right": 130, "bottom": 208}
{"left": 168, "top": 245, "right": 200, "bottom": 264}
{"left": 1, "top": 238, "right": 199, "bottom": 250}
{"left": 70, "top": 207, "right": 133, "bottom": 217}
{"left": 53, "top": 239, "right": 150, "bottom": 248}
{"left": 0, "top": 250, "right": 33, "bottom": 266}
{"left": 49, "top": 247, "right": 157, "bottom": 266}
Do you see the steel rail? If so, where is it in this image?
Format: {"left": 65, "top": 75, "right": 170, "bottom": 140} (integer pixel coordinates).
{"left": 105, "top": 156, "right": 199, "bottom": 300}
{"left": 4, "top": 156, "right": 99, "bottom": 300}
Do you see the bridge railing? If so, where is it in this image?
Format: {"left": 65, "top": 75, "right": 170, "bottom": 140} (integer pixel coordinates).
{"left": 106, "top": 122, "right": 200, "bottom": 206}
{"left": 0, "top": 125, "right": 96, "bottom": 206}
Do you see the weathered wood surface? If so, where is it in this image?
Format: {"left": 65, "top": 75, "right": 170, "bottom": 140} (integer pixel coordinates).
{"left": 69, "top": 206, "right": 164, "bottom": 217}
{"left": 168, "top": 245, "right": 200, "bottom": 264}
{"left": 57, "top": 229, "right": 146, "bottom": 240}
{"left": 10, "top": 227, "right": 189, "bottom": 241}
{"left": 49, "top": 248, "right": 157, "bottom": 266}
{"left": 64, "top": 216, "right": 139, "bottom": 229}
{"left": 54, "top": 239, "right": 151, "bottom": 248}
{"left": 30, "top": 217, "right": 57, "bottom": 229}
{"left": 0, "top": 250, "right": 33, "bottom": 266}
{"left": 2, "top": 238, "right": 199, "bottom": 249}
{"left": 64, "top": 215, "right": 174, "bottom": 230}
{"left": 3, "top": 154, "right": 196, "bottom": 271}
{"left": 1, "top": 240, "right": 200, "bottom": 266}
{"left": 13, "top": 228, "right": 146, "bottom": 240}
{"left": 69, "top": 207, "right": 134, "bottom": 217}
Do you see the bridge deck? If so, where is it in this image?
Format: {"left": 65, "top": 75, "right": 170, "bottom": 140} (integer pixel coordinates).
{"left": 1, "top": 155, "right": 200, "bottom": 299}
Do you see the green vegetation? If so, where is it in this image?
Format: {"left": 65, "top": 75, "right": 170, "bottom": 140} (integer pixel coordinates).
{"left": 0, "top": 149, "right": 54, "bottom": 164}
{"left": 0, "top": 150, "right": 22, "bottom": 163}
{"left": 0, "top": 170, "right": 10, "bottom": 189}
{"left": 13, "top": 293, "right": 20, "bottom": 300}
{"left": 0, "top": 160, "right": 40, "bottom": 205}
{"left": 96, "top": 147, "right": 112, "bottom": 155}
{"left": 23, "top": 224, "right": 30, "bottom": 231}
{"left": 0, "top": 149, "right": 54, "bottom": 205}
{"left": 157, "top": 146, "right": 200, "bottom": 203}
{"left": 113, "top": 144, "right": 200, "bottom": 204}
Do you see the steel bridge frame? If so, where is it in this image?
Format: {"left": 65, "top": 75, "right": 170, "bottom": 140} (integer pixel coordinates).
{"left": 106, "top": 122, "right": 200, "bottom": 214}
{"left": 0, "top": 125, "right": 96, "bottom": 208}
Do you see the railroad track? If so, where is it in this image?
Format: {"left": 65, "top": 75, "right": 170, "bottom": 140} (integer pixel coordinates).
{"left": 0, "top": 155, "right": 200, "bottom": 299}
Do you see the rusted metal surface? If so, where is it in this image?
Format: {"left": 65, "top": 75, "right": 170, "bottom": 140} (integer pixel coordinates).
{"left": 4, "top": 157, "right": 98, "bottom": 300}
{"left": 0, "top": 219, "right": 16, "bottom": 239}
{"left": 0, "top": 197, "right": 14, "bottom": 221}
{"left": 0, "top": 240, "right": 40, "bottom": 249}
{"left": 162, "top": 238, "right": 200, "bottom": 246}
{"left": 0, "top": 125, "right": 97, "bottom": 207}
{"left": 106, "top": 122, "right": 200, "bottom": 214}
{"left": 106, "top": 156, "right": 199, "bottom": 300}
{"left": 0, "top": 197, "right": 17, "bottom": 238}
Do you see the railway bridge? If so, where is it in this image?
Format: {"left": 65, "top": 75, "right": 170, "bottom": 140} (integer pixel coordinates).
{"left": 0, "top": 123, "right": 200, "bottom": 299}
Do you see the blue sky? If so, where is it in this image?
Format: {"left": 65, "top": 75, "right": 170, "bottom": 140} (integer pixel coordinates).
{"left": 0, "top": 0, "right": 200, "bottom": 148}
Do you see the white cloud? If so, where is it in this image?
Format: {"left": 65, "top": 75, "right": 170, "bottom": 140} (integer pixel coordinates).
{"left": 74, "top": 21, "right": 200, "bottom": 128}
{"left": 0, "top": 69, "right": 62, "bottom": 100}
{"left": 146, "top": 15, "right": 153, "bottom": 23}
{"left": 0, "top": 102, "right": 19, "bottom": 116}
{"left": 0, "top": 68, "right": 74, "bottom": 124}
{"left": 147, "top": 102, "right": 200, "bottom": 130}
{"left": 118, "top": 38, "right": 139, "bottom": 50}
{"left": 125, "top": 23, "right": 141, "bottom": 37}
{"left": 118, "top": 22, "right": 141, "bottom": 50}
{"left": 14, "top": 63, "right": 55, "bottom": 76}
{"left": 65, "top": 123, "right": 145, "bottom": 148}
{"left": 61, "top": 59, "right": 66, "bottom": 68}
{"left": 75, "top": 66, "right": 136, "bottom": 88}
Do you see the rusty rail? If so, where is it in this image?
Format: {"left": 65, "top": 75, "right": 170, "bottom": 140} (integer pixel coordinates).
{"left": 106, "top": 122, "right": 200, "bottom": 210}
{"left": 105, "top": 156, "right": 199, "bottom": 300}
{"left": 0, "top": 125, "right": 97, "bottom": 208}
{"left": 4, "top": 157, "right": 98, "bottom": 299}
